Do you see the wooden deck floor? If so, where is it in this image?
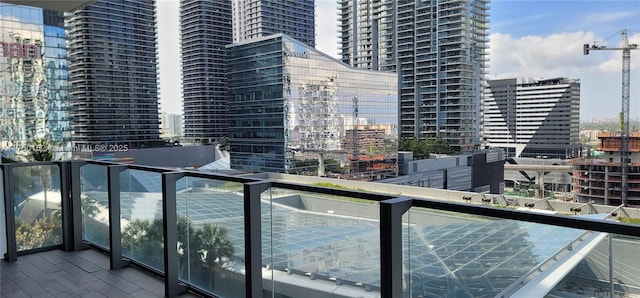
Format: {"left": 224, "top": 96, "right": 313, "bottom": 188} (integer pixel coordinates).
{"left": 0, "top": 249, "right": 202, "bottom": 297}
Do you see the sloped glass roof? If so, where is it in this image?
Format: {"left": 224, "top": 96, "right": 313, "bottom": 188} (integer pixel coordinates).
{"left": 169, "top": 183, "right": 604, "bottom": 297}
{"left": 80, "top": 170, "right": 605, "bottom": 296}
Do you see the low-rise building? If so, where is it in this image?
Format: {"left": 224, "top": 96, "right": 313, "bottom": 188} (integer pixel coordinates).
{"left": 571, "top": 133, "right": 640, "bottom": 206}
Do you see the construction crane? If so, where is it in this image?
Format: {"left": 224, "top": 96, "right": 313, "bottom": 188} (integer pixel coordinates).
{"left": 584, "top": 29, "right": 638, "bottom": 206}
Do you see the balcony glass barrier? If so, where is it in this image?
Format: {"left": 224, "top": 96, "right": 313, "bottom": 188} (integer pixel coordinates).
{"left": 176, "top": 176, "right": 245, "bottom": 297}
{"left": 404, "top": 206, "right": 633, "bottom": 297}
{"left": 120, "top": 169, "right": 164, "bottom": 272}
{"left": 263, "top": 186, "right": 381, "bottom": 297}
{"left": 80, "top": 163, "right": 109, "bottom": 249}
{"left": 11, "top": 163, "right": 62, "bottom": 252}
{"left": 0, "top": 166, "right": 5, "bottom": 257}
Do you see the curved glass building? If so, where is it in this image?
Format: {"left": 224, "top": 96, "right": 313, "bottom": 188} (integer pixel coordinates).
{"left": 0, "top": 4, "right": 71, "bottom": 158}
{"left": 227, "top": 34, "right": 398, "bottom": 180}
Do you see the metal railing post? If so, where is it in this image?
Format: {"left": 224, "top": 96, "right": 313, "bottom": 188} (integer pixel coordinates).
{"left": 1, "top": 164, "right": 17, "bottom": 261}
{"left": 162, "top": 171, "right": 187, "bottom": 297}
{"left": 69, "top": 161, "right": 89, "bottom": 250}
{"left": 244, "top": 181, "right": 271, "bottom": 297}
{"left": 59, "top": 161, "right": 73, "bottom": 251}
{"left": 380, "top": 197, "right": 412, "bottom": 298}
{"left": 108, "top": 165, "right": 129, "bottom": 269}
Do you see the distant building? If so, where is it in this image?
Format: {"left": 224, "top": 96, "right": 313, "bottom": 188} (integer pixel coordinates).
{"left": 338, "top": 0, "right": 490, "bottom": 151}
{"left": 66, "top": 0, "right": 161, "bottom": 149}
{"left": 232, "top": 0, "right": 315, "bottom": 47}
{"left": 483, "top": 77, "right": 581, "bottom": 159}
{"left": 227, "top": 34, "right": 397, "bottom": 180}
{"left": 0, "top": 4, "right": 71, "bottom": 158}
{"left": 180, "top": 0, "right": 232, "bottom": 143}
{"left": 160, "top": 113, "right": 183, "bottom": 138}
{"left": 383, "top": 150, "right": 505, "bottom": 194}
{"left": 571, "top": 133, "right": 640, "bottom": 206}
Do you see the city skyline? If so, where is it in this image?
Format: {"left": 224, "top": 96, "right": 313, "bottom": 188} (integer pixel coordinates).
{"left": 157, "top": 0, "right": 640, "bottom": 121}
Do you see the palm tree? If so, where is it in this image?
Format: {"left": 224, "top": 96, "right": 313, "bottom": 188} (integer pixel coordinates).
{"left": 122, "top": 218, "right": 164, "bottom": 270}
{"left": 195, "top": 223, "right": 234, "bottom": 290}
{"left": 177, "top": 215, "right": 200, "bottom": 280}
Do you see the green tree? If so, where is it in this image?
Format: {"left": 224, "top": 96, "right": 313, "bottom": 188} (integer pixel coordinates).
{"left": 399, "top": 137, "right": 454, "bottom": 159}
{"left": 219, "top": 136, "right": 230, "bottom": 152}
{"left": 195, "top": 223, "right": 235, "bottom": 289}
{"left": 122, "top": 218, "right": 164, "bottom": 270}
{"left": 15, "top": 209, "right": 62, "bottom": 250}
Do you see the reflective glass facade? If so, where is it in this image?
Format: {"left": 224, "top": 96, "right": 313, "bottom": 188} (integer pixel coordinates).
{"left": 227, "top": 34, "right": 397, "bottom": 179}
{"left": 339, "top": 0, "right": 490, "bottom": 151}
{"left": 0, "top": 4, "right": 71, "bottom": 158}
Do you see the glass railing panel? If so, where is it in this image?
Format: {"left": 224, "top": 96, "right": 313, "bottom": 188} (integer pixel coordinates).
{"left": 0, "top": 166, "right": 5, "bottom": 258}
{"left": 12, "top": 164, "right": 62, "bottom": 251}
{"left": 80, "top": 163, "right": 109, "bottom": 249}
{"left": 176, "top": 176, "right": 245, "bottom": 297}
{"left": 263, "top": 187, "right": 381, "bottom": 297}
{"left": 120, "top": 169, "right": 164, "bottom": 272}
{"left": 554, "top": 233, "right": 640, "bottom": 297}
{"left": 404, "top": 206, "right": 617, "bottom": 297}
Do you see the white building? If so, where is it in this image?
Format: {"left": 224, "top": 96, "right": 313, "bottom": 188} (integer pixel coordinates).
{"left": 483, "top": 77, "right": 581, "bottom": 159}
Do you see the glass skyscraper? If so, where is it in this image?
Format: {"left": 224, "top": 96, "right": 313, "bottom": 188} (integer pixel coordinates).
{"left": 180, "top": 0, "right": 233, "bottom": 143}
{"left": 0, "top": 4, "right": 71, "bottom": 158}
{"left": 227, "top": 34, "right": 397, "bottom": 179}
{"left": 339, "top": 0, "right": 490, "bottom": 151}
{"left": 66, "top": 0, "right": 160, "bottom": 150}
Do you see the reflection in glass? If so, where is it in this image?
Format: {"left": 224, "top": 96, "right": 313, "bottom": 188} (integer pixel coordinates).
{"left": 80, "top": 164, "right": 109, "bottom": 249}
{"left": 176, "top": 176, "right": 245, "bottom": 297}
{"left": 12, "top": 164, "right": 62, "bottom": 251}
{"left": 264, "top": 187, "right": 381, "bottom": 296}
{"left": 120, "top": 169, "right": 163, "bottom": 272}
{"left": 228, "top": 35, "right": 398, "bottom": 181}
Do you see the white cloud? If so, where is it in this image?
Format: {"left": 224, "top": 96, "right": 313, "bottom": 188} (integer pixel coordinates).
{"left": 489, "top": 31, "right": 640, "bottom": 120}
{"left": 490, "top": 31, "right": 603, "bottom": 78}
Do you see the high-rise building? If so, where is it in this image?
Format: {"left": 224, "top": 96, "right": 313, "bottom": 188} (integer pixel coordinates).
{"left": 66, "top": 0, "right": 161, "bottom": 149}
{"left": 180, "top": 0, "right": 315, "bottom": 143}
{"left": 483, "top": 77, "right": 581, "bottom": 159}
{"left": 338, "top": 0, "right": 490, "bottom": 151}
{"left": 227, "top": 34, "right": 397, "bottom": 179}
{"left": 160, "top": 113, "right": 183, "bottom": 137}
{"left": 232, "top": 0, "right": 315, "bottom": 47}
{"left": 180, "top": 0, "right": 232, "bottom": 143}
{"left": 0, "top": 4, "right": 72, "bottom": 159}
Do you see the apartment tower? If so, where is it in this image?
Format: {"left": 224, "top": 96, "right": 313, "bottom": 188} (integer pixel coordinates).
{"left": 180, "top": 0, "right": 315, "bottom": 143}
{"left": 232, "top": 0, "right": 315, "bottom": 47}
{"left": 483, "top": 77, "right": 581, "bottom": 159}
{"left": 180, "top": 0, "right": 232, "bottom": 143}
{"left": 66, "top": 0, "right": 161, "bottom": 149}
{"left": 339, "top": 0, "right": 490, "bottom": 151}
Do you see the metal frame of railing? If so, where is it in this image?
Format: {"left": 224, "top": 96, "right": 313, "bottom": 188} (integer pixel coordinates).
{"left": 3, "top": 160, "right": 640, "bottom": 297}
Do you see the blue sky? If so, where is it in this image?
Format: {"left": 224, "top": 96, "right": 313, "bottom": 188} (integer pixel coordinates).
{"left": 491, "top": 1, "right": 640, "bottom": 38}
{"left": 158, "top": 0, "right": 640, "bottom": 121}
{"left": 486, "top": 0, "right": 640, "bottom": 121}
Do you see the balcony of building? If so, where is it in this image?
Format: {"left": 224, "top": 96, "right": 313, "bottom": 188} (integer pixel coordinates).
{"left": 2, "top": 160, "right": 640, "bottom": 297}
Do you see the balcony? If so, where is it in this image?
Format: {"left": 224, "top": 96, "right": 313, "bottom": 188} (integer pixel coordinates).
{"left": 2, "top": 160, "right": 640, "bottom": 297}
